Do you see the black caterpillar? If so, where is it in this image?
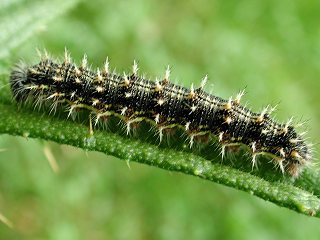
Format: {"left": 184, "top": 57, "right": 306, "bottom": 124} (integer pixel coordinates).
{"left": 9, "top": 50, "right": 312, "bottom": 177}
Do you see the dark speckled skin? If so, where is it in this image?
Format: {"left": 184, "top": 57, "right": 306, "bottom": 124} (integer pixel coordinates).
{"left": 10, "top": 58, "right": 311, "bottom": 176}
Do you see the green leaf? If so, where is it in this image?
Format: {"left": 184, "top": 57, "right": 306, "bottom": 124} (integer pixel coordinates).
{"left": 1, "top": 69, "right": 320, "bottom": 217}
{"left": 0, "top": 0, "right": 79, "bottom": 59}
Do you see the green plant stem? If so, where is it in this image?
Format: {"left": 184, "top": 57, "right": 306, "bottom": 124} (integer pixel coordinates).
{"left": 1, "top": 76, "right": 320, "bottom": 217}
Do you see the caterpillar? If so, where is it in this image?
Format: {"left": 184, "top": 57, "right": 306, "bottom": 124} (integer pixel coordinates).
{"left": 9, "top": 50, "right": 312, "bottom": 177}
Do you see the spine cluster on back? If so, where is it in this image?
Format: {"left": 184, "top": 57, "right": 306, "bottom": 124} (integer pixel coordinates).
{"left": 9, "top": 51, "right": 312, "bottom": 177}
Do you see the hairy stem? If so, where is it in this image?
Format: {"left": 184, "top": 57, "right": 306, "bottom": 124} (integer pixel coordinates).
{"left": 1, "top": 75, "right": 320, "bottom": 217}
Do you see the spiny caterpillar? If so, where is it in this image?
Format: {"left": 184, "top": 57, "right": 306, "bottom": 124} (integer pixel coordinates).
{"left": 10, "top": 50, "right": 312, "bottom": 177}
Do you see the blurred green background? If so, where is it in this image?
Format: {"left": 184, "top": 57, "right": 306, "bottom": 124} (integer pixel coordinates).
{"left": 1, "top": 0, "right": 320, "bottom": 239}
